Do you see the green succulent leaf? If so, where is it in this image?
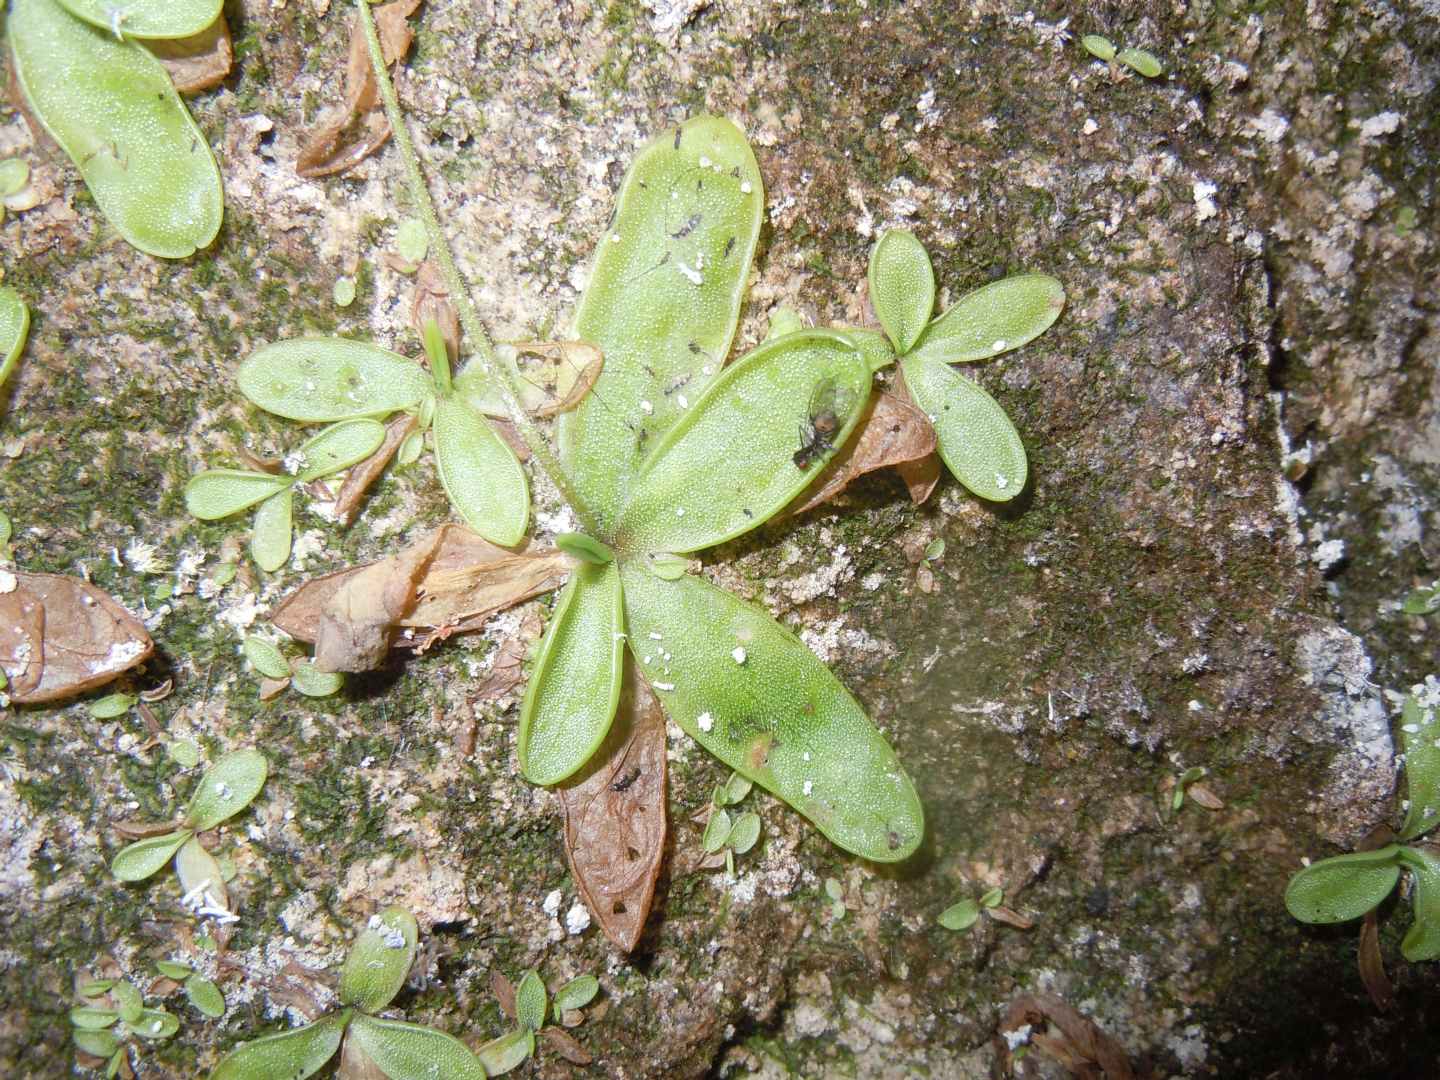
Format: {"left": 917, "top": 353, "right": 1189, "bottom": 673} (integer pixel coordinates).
{"left": 111, "top": 981, "right": 143, "bottom": 1024}
{"left": 551, "top": 974, "right": 600, "bottom": 1013}
{"left": 69, "top": 1006, "right": 120, "bottom": 1030}
{"left": 1400, "top": 690, "right": 1440, "bottom": 841}
{"left": 979, "top": 887, "right": 1004, "bottom": 908}
{"left": 910, "top": 274, "right": 1065, "bottom": 365}
{"left": 517, "top": 562, "right": 624, "bottom": 786}
{"left": 868, "top": 230, "right": 935, "bottom": 353}
{"left": 237, "top": 339, "right": 433, "bottom": 422}
{"left": 79, "top": 980, "right": 117, "bottom": 998}
{"left": 88, "top": 692, "right": 137, "bottom": 719}
{"left": 616, "top": 331, "right": 871, "bottom": 553}
{"left": 72, "top": 1028, "right": 120, "bottom": 1057}
{"left": 292, "top": 420, "right": 388, "bottom": 482}
{"left": 290, "top": 659, "right": 343, "bottom": 697}
{"left": 554, "top": 532, "right": 615, "bottom": 565}
{"left": 938, "top": 899, "right": 981, "bottom": 931}
{"left": 111, "top": 829, "right": 191, "bottom": 881}
{"left": 243, "top": 636, "right": 292, "bottom": 680}
{"left": 250, "top": 489, "right": 294, "bottom": 572}
{"left": 185, "top": 748, "right": 267, "bottom": 831}
{"left": 900, "top": 353, "right": 1026, "bottom": 502}
{"left": 1116, "top": 47, "right": 1163, "bottom": 78}
{"left": 338, "top": 906, "right": 418, "bottom": 1011}
{"left": 1081, "top": 34, "right": 1116, "bottom": 61}
{"left": 154, "top": 960, "right": 193, "bottom": 981}
{"left": 703, "top": 808, "right": 733, "bottom": 854}
{"left": 561, "top": 115, "right": 764, "bottom": 529}
{"left": 54, "top": 0, "right": 222, "bottom": 38}
{"left": 833, "top": 327, "right": 897, "bottom": 373}
{"left": 620, "top": 565, "right": 924, "bottom": 862}
{"left": 184, "top": 976, "right": 226, "bottom": 1018}
{"left": 0, "top": 286, "right": 29, "bottom": 387}
{"left": 475, "top": 1028, "right": 534, "bottom": 1076}
{"left": 1284, "top": 845, "right": 1403, "bottom": 923}
{"left": 130, "top": 1008, "right": 180, "bottom": 1041}
{"left": 209, "top": 1013, "right": 349, "bottom": 1080}
{"left": 8, "top": 0, "right": 223, "bottom": 258}
{"left": 728, "top": 811, "right": 762, "bottom": 855}
{"left": 174, "top": 835, "right": 228, "bottom": 911}
{"left": 1402, "top": 584, "right": 1440, "bottom": 616}
{"left": 723, "top": 771, "right": 753, "bottom": 805}
{"left": 1400, "top": 846, "right": 1440, "bottom": 962}
{"left": 432, "top": 397, "right": 529, "bottom": 546}
{"left": 346, "top": 1015, "right": 488, "bottom": 1080}
{"left": 515, "top": 969, "right": 547, "bottom": 1031}
{"left": 184, "top": 471, "right": 291, "bottom": 521}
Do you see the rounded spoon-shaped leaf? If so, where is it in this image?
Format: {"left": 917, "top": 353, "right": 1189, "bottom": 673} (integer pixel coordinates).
{"left": 552, "top": 975, "right": 600, "bottom": 1013}
{"left": 185, "top": 471, "right": 291, "bottom": 521}
{"left": 292, "top": 419, "right": 387, "bottom": 482}
{"left": 338, "top": 906, "right": 418, "bottom": 1012}
{"left": 517, "top": 562, "right": 624, "bottom": 786}
{"left": 346, "top": 1014, "right": 489, "bottom": 1080}
{"left": 250, "top": 489, "right": 293, "bottom": 572}
{"left": 1284, "top": 845, "right": 1403, "bottom": 923}
{"left": 432, "top": 397, "right": 529, "bottom": 546}
{"left": 175, "top": 834, "right": 228, "bottom": 912}
{"left": 909, "top": 274, "right": 1065, "bottom": 365}
{"left": 8, "top": 0, "right": 223, "bottom": 258}
{"left": 184, "top": 976, "right": 226, "bottom": 1018}
{"left": 620, "top": 564, "right": 924, "bottom": 862}
{"left": 1400, "top": 846, "right": 1440, "bottom": 961}
{"left": 111, "top": 829, "right": 191, "bottom": 881}
{"left": 54, "top": 0, "right": 222, "bottom": 39}
{"left": 185, "top": 748, "right": 268, "bottom": 831}
{"left": 515, "top": 969, "right": 547, "bottom": 1031}
{"left": 615, "top": 331, "right": 871, "bottom": 553}
{"left": 210, "top": 1012, "right": 350, "bottom": 1080}
{"left": 1399, "top": 692, "right": 1440, "bottom": 841}
{"left": 868, "top": 229, "right": 935, "bottom": 354}
{"left": 0, "top": 286, "right": 29, "bottom": 387}
{"left": 131, "top": 1008, "right": 180, "bottom": 1041}
{"left": 237, "top": 339, "right": 433, "bottom": 422}
{"left": 72, "top": 1028, "right": 119, "bottom": 1058}
{"left": 900, "top": 354, "right": 1026, "bottom": 502}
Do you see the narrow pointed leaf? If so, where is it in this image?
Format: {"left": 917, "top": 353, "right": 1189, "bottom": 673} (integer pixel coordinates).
{"left": 238, "top": 339, "right": 433, "bottom": 421}
{"left": 338, "top": 906, "right": 418, "bottom": 1011}
{"left": 346, "top": 1015, "right": 488, "bottom": 1080}
{"left": 432, "top": 397, "right": 529, "bottom": 546}
{"left": 54, "top": 0, "right": 222, "bottom": 39}
{"left": 250, "top": 489, "right": 293, "bottom": 572}
{"left": 184, "top": 976, "right": 226, "bottom": 1018}
{"left": 910, "top": 274, "right": 1065, "bottom": 364}
{"left": 1284, "top": 846, "right": 1403, "bottom": 923}
{"left": 293, "top": 420, "right": 388, "bottom": 482}
{"left": 0, "top": 286, "right": 29, "bottom": 387}
{"left": 552, "top": 975, "right": 599, "bottom": 1013}
{"left": 175, "top": 835, "right": 228, "bottom": 912}
{"left": 560, "top": 115, "right": 765, "bottom": 528}
{"left": 620, "top": 566, "right": 924, "bottom": 862}
{"left": 111, "top": 829, "right": 190, "bottom": 881}
{"left": 209, "top": 1013, "right": 349, "bottom": 1080}
{"left": 475, "top": 1028, "right": 533, "bottom": 1076}
{"left": 8, "top": 0, "right": 223, "bottom": 258}
{"left": 1400, "top": 846, "right": 1440, "bottom": 961}
{"left": 900, "top": 355, "right": 1026, "bottom": 502}
{"left": 515, "top": 970, "right": 546, "bottom": 1031}
{"left": 1399, "top": 691, "right": 1440, "bottom": 841}
{"left": 868, "top": 230, "right": 935, "bottom": 353}
{"left": 616, "top": 331, "right": 871, "bottom": 553}
{"left": 518, "top": 562, "right": 624, "bottom": 786}
{"left": 185, "top": 471, "right": 290, "bottom": 521}
{"left": 185, "top": 748, "right": 268, "bottom": 831}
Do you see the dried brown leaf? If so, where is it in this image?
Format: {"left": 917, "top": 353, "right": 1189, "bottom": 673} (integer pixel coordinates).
{"left": 559, "top": 1009, "right": 583, "bottom": 1029}
{"left": 892, "top": 367, "right": 941, "bottom": 505}
{"left": 1359, "top": 910, "right": 1395, "bottom": 1012}
{"left": 540, "top": 1025, "right": 594, "bottom": 1066}
{"left": 139, "top": 678, "right": 174, "bottom": 703}
{"left": 333, "top": 413, "right": 418, "bottom": 527}
{"left": 337, "top": 1031, "right": 388, "bottom": 1080}
{"left": 295, "top": 0, "right": 422, "bottom": 178}
{"left": 488, "top": 417, "right": 532, "bottom": 462}
{"left": 112, "top": 817, "right": 185, "bottom": 840}
{"left": 150, "top": 16, "right": 234, "bottom": 94}
{"left": 1000, "top": 994, "right": 1134, "bottom": 1080}
{"left": 411, "top": 261, "right": 459, "bottom": 365}
{"left": 789, "top": 390, "right": 937, "bottom": 516}
{"left": 489, "top": 970, "right": 516, "bottom": 1020}
{"left": 986, "top": 905, "right": 1034, "bottom": 930}
{"left": 0, "top": 573, "right": 153, "bottom": 704}
{"left": 1186, "top": 782, "right": 1225, "bottom": 811}
{"left": 258, "top": 676, "right": 290, "bottom": 701}
{"left": 511, "top": 341, "right": 605, "bottom": 419}
{"left": 559, "top": 659, "right": 667, "bottom": 952}
{"left": 313, "top": 530, "right": 443, "bottom": 673}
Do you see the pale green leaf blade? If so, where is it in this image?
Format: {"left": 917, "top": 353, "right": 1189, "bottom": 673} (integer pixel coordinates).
{"left": 910, "top": 274, "right": 1065, "bottom": 364}
{"left": 728, "top": 811, "right": 761, "bottom": 854}
{"left": 517, "top": 563, "right": 624, "bottom": 786}
{"left": 1081, "top": 34, "right": 1116, "bottom": 61}
{"left": 554, "top": 532, "right": 614, "bottom": 565}
{"left": 867, "top": 230, "right": 935, "bottom": 353}
{"left": 174, "top": 835, "right": 228, "bottom": 912}
{"left": 476, "top": 1028, "right": 533, "bottom": 1076}
{"left": 110, "top": 829, "right": 190, "bottom": 881}
{"left": 347, "top": 1015, "right": 488, "bottom": 1080}
{"left": 184, "top": 471, "right": 290, "bottom": 521}
{"left": 1284, "top": 846, "right": 1403, "bottom": 923}
{"left": 154, "top": 960, "right": 192, "bottom": 980}
{"left": 1116, "top": 47, "right": 1163, "bottom": 78}
{"left": 53, "top": 0, "right": 222, "bottom": 39}
{"left": 243, "top": 636, "right": 291, "bottom": 680}
{"left": 833, "top": 327, "right": 896, "bottom": 373}
{"left": 515, "top": 969, "right": 546, "bottom": 1031}
{"left": 560, "top": 115, "right": 765, "bottom": 529}
{"left": 237, "top": 339, "right": 432, "bottom": 421}
{"left": 112, "top": 982, "right": 143, "bottom": 1024}
{"left": 209, "top": 1013, "right": 348, "bottom": 1080}
{"left": 185, "top": 748, "right": 268, "bottom": 831}
{"left": 69, "top": 1006, "right": 120, "bottom": 1030}
{"left": 620, "top": 566, "right": 923, "bottom": 862}
{"left": 293, "top": 419, "right": 387, "bottom": 482}
{"left": 72, "top": 1028, "right": 120, "bottom": 1057}
{"left": 0, "top": 286, "right": 29, "bottom": 388}
{"left": 290, "top": 659, "right": 343, "bottom": 698}
{"left": 616, "top": 331, "right": 871, "bottom": 553}
{"left": 184, "top": 976, "right": 226, "bottom": 1018}
{"left": 702, "top": 808, "right": 733, "bottom": 853}
{"left": 88, "top": 692, "right": 136, "bottom": 719}
{"left": 1400, "top": 846, "right": 1440, "bottom": 962}
{"left": 338, "top": 906, "right": 418, "bottom": 1011}
{"left": 131, "top": 1008, "right": 180, "bottom": 1041}
{"left": 432, "top": 397, "right": 529, "bottom": 546}
{"left": 8, "top": 0, "right": 223, "bottom": 258}
{"left": 250, "top": 489, "right": 293, "bottom": 572}
{"left": 1399, "top": 690, "right": 1440, "bottom": 841}
{"left": 551, "top": 975, "right": 599, "bottom": 1013}
{"left": 938, "top": 899, "right": 981, "bottom": 931}
{"left": 900, "top": 354, "right": 1026, "bottom": 502}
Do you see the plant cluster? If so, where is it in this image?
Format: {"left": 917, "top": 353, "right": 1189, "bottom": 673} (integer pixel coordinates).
{"left": 70, "top": 977, "right": 182, "bottom": 1078}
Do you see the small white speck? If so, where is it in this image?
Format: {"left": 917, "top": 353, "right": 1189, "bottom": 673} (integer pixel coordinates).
{"left": 0, "top": 571, "right": 15, "bottom": 594}
{"left": 677, "top": 261, "right": 702, "bottom": 285}
{"left": 610, "top": 233, "right": 621, "bottom": 243}
{"left": 803, "top": 752, "right": 811, "bottom": 762}
{"left": 697, "top": 711, "right": 714, "bottom": 732}
{"left": 648, "top": 632, "right": 663, "bottom": 640}
{"left": 643, "top": 655, "right": 653, "bottom": 664}
{"left": 698, "top": 155, "right": 712, "bottom": 168}
{"left": 1403, "top": 724, "right": 1421, "bottom": 733}
{"left": 677, "top": 393, "right": 689, "bottom": 409}
{"left": 675, "top": 507, "right": 686, "bottom": 517}
{"left": 802, "top": 780, "right": 814, "bottom": 796}
{"left": 663, "top": 652, "right": 672, "bottom": 661}
{"left": 732, "top": 647, "right": 747, "bottom": 664}
{"left": 996, "top": 473, "right": 1009, "bottom": 489}
{"left": 991, "top": 339, "right": 1006, "bottom": 351}
{"left": 216, "top": 782, "right": 232, "bottom": 800}
{"left": 653, "top": 681, "right": 675, "bottom": 691}
{"left": 542, "top": 889, "right": 563, "bottom": 917}
{"left": 565, "top": 902, "right": 591, "bottom": 935}
{"left": 1082, "top": 117, "right": 1098, "bottom": 135}
{"left": 640, "top": 400, "right": 653, "bottom": 415}
{"left": 740, "top": 181, "right": 753, "bottom": 194}
{"left": 702, "top": 364, "right": 715, "bottom": 375}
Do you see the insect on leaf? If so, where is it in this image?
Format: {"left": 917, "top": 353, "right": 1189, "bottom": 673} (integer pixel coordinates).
{"left": 175, "top": 834, "right": 228, "bottom": 912}
{"left": 868, "top": 229, "right": 935, "bottom": 354}
{"left": 616, "top": 331, "right": 871, "bottom": 553}
{"left": 514, "top": 970, "right": 547, "bottom": 1031}
{"left": 338, "top": 906, "right": 418, "bottom": 1012}
{"left": 909, "top": 274, "right": 1065, "bottom": 365}
{"left": 1284, "top": 845, "right": 1403, "bottom": 923}
{"left": 1398, "top": 692, "right": 1440, "bottom": 841}
{"left": 185, "top": 748, "right": 268, "bottom": 831}
{"left": 787, "top": 390, "right": 937, "bottom": 516}
{"left": 561, "top": 115, "right": 764, "bottom": 529}
{"left": 551, "top": 974, "right": 600, "bottom": 1013}
{"left": 620, "top": 565, "right": 924, "bottom": 862}
{"left": 250, "top": 488, "right": 294, "bottom": 572}
{"left": 432, "top": 397, "right": 529, "bottom": 546}
{"left": 899, "top": 355, "right": 1027, "bottom": 502}
{"left": 53, "top": 0, "right": 222, "bottom": 39}
{"left": 238, "top": 339, "right": 433, "bottom": 422}
{"left": 518, "top": 562, "right": 624, "bottom": 786}
{"left": 8, "top": 0, "right": 223, "bottom": 258}
{"left": 0, "top": 286, "right": 29, "bottom": 387}
{"left": 346, "top": 1014, "right": 488, "bottom": 1080}
{"left": 209, "top": 1012, "right": 349, "bottom": 1080}
{"left": 292, "top": 419, "right": 388, "bottom": 482}
{"left": 110, "top": 829, "right": 191, "bottom": 881}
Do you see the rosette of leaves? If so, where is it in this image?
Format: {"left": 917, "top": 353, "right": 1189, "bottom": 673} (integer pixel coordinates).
{"left": 5, "top": 0, "right": 224, "bottom": 258}
{"left": 210, "top": 907, "right": 488, "bottom": 1080}
{"left": 70, "top": 977, "right": 181, "bottom": 1077}
{"left": 185, "top": 419, "right": 386, "bottom": 571}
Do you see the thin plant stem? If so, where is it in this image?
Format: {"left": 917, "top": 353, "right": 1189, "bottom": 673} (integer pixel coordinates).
{"left": 353, "top": 0, "right": 599, "bottom": 534}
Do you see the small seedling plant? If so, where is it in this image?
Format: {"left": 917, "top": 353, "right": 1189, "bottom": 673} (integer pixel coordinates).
{"left": 480, "top": 968, "right": 601, "bottom": 1073}
{"left": 700, "top": 770, "right": 763, "bottom": 877}
{"left": 70, "top": 977, "right": 181, "bottom": 1078}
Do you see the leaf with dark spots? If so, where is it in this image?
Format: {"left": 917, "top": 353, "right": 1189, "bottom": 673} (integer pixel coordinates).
{"left": 0, "top": 572, "right": 153, "bottom": 704}
{"left": 333, "top": 413, "right": 419, "bottom": 528}
{"left": 149, "top": 15, "right": 233, "bottom": 94}
{"left": 787, "top": 390, "right": 936, "bottom": 516}
{"left": 559, "top": 659, "right": 667, "bottom": 952}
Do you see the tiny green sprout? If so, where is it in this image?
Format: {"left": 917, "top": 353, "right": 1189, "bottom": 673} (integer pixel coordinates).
{"left": 979, "top": 886, "right": 1004, "bottom": 909}
{"left": 1115, "top": 47, "right": 1163, "bottom": 78}
{"left": 396, "top": 218, "right": 429, "bottom": 266}
{"left": 0, "top": 286, "right": 30, "bottom": 389}
{"left": 938, "top": 898, "right": 981, "bottom": 932}
{"left": 923, "top": 538, "right": 945, "bottom": 562}
{"left": 167, "top": 739, "right": 202, "bottom": 768}
{"left": 478, "top": 967, "right": 599, "bottom": 1073}
{"left": 243, "top": 636, "right": 291, "bottom": 680}
{"left": 1402, "top": 581, "right": 1440, "bottom": 616}
{"left": 0, "top": 158, "right": 27, "bottom": 197}
{"left": 155, "top": 959, "right": 227, "bottom": 1018}
{"left": 211, "top": 561, "right": 238, "bottom": 588}
{"left": 290, "top": 658, "right": 343, "bottom": 698}
{"left": 88, "top": 691, "right": 137, "bottom": 719}
{"left": 551, "top": 974, "right": 600, "bottom": 1013}
{"left": 1081, "top": 34, "right": 1116, "bottom": 61}
{"left": 69, "top": 978, "right": 181, "bottom": 1077}
{"left": 515, "top": 970, "right": 547, "bottom": 1031}
{"left": 824, "top": 877, "right": 846, "bottom": 920}
{"left": 332, "top": 277, "right": 358, "bottom": 308}
{"left": 1171, "top": 765, "right": 1208, "bottom": 812}
{"left": 1395, "top": 206, "right": 1419, "bottom": 236}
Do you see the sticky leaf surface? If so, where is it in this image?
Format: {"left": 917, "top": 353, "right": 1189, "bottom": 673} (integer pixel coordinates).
{"left": 209, "top": 1013, "right": 348, "bottom": 1080}
{"left": 185, "top": 748, "right": 267, "bottom": 830}
{"left": 111, "top": 829, "right": 190, "bottom": 881}
{"left": 432, "top": 397, "right": 529, "bottom": 546}
{"left": 1399, "top": 691, "right": 1440, "bottom": 841}
{"left": 1284, "top": 846, "right": 1403, "bottom": 923}
{"left": 0, "top": 286, "right": 28, "bottom": 387}
{"left": 250, "top": 489, "right": 293, "bottom": 572}
{"left": 868, "top": 230, "right": 935, "bottom": 353}
{"left": 338, "top": 906, "right": 418, "bottom": 1011}
{"left": 293, "top": 420, "right": 387, "bottom": 482}
{"left": 184, "top": 471, "right": 290, "bottom": 521}
{"left": 1401, "top": 846, "right": 1440, "bottom": 961}
{"left": 238, "top": 339, "right": 432, "bottom": 421}
{"left": 347, "top": 1015, "right": 488, "bottom": 1080}
{"left": 910, "top": 274, "right": 1065, "bottom": 364}
{"left": 900, "top": 355, "right": 1027, "bottom": 501}
{"left": 54, "top": 0, "right": 222, "bottom": 39}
